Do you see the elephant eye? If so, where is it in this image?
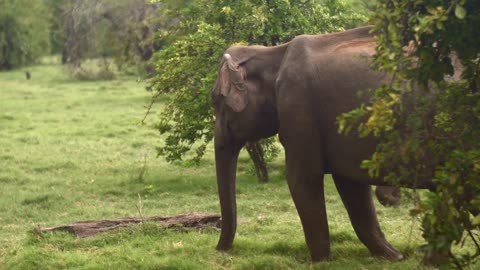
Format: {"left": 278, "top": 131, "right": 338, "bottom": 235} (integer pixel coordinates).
{"left": 232, "top": 81, "right": 247, "bottom": 92}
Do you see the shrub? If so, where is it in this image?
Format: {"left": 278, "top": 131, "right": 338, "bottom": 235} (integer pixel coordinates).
{"left": 149, "top": 0, "right": 367, "bottom": 164}
{"left": 0, "top": 0, "right": 51, "bottom": 69}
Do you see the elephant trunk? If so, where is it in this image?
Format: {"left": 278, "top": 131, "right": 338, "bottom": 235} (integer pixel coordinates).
{"left": 214, "top": 123, "right": 242, "bottom": 250}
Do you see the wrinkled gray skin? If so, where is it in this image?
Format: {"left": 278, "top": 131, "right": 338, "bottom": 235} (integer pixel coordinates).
{"left": 211, "top": 26, "right": 435, "bottom": 262}
{"left": 376, "top": 186, "right": 401, "bottom": 207}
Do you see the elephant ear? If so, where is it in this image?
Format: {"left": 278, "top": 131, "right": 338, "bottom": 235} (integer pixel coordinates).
{"left": 215, "top": 49, "right": 255, "bottom": 112}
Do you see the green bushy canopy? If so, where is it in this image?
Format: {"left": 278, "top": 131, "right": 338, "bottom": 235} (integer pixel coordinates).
{"left": 0, "top": 0, "right": 51, "bottom": 69}
{"left": 149, "top": 0, "right": 367, "bottom": 163}
{"left": 339, "top": 0, "right": 480, "bottom": 267}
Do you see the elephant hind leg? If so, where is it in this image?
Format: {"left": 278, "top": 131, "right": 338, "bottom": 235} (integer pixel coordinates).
{"left": 333, "top": 175, "right": 404, "bottom": 261}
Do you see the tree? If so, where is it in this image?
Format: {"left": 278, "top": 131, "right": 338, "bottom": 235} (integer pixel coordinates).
{"left": 148, "top": 0, "right": 366, "bottom": 181}
{"left": 0, "top": 0, "right": 51, "bottom": 70}
{"left": 45, "top": 0, "right": 68, "bottom": 55}
{"left": 339, "top": 0, "right": 480, "bottom": 267}
{"left": 54, "top": 0, "right": 162, "bottom": 76}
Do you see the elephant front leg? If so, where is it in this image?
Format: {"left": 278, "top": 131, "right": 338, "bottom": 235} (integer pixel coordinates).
{"left": 283, "top": 142, "right": 330, "bottom": 261}
{"left": 333, "top": 175, "right": 404, "bottom": 261}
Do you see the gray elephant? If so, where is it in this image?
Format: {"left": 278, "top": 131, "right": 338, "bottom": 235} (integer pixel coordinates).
{"left": 211, "top": 26, "right": 435, "bottom": 262}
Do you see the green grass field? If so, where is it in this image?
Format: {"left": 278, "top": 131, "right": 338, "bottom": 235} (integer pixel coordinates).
{"left": 0, "top": 60, "right": 439, "bottom": 269}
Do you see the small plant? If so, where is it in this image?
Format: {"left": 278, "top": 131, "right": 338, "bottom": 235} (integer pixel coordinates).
{"left": 66, "top": 59, "right": 115, "bottom": 81}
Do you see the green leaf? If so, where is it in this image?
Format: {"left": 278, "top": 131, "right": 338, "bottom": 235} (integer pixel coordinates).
{"left": 455, "top": 4, "right": 466, "bottom": 19}
{"left": 473, "top": 214, "right": 480, "bottom": 226}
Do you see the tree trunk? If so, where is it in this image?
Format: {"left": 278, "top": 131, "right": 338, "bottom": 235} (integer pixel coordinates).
{"left": 245, "top": 141, "right": 269, "bottom": 183}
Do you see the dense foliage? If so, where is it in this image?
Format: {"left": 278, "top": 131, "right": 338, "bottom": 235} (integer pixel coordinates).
{"left": 0, "top": 0, "right": 161, "bottom": 74}
{"left": 0, "top": 0, "right": 51, "bottom": 70}
{"left": 56, "top": 0, "right": 162, "bottom": 75}
{"left": 149, "top": 0, "right": 367, "bottom": 163}
{"left": 339, "top": 0, "right": 480, "bottom": 267}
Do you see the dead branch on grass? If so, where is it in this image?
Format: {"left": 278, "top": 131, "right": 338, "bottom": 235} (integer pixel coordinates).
{"left": 35, "top": 213, "right": 221, "bottom": 238}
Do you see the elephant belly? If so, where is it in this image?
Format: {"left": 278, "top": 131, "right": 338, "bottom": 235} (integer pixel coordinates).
{"left": 324, "top": 133, "right": 380, "bottom": 184}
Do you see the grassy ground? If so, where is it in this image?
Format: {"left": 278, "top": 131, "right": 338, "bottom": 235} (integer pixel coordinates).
{"left": 0, "top": 60, "right": 438, "bottom": 269}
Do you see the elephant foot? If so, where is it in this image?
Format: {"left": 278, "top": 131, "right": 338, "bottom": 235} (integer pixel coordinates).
{"left": 310, "top": 256, "right": 330, "bottom": 262}
{"left": 216, "top": 244, "right": 232, "bottom": 251}
{"left": 310, "top": 247, "right": 332, "bottom": 262}
{"left": 216, "top": 238, "right": 233, "bottom": 251}
{"left": 371, "top": 247, "right": 404, "bottom": 261}
{"left": 303, "top": 239, "right": 331, "bottom": 263}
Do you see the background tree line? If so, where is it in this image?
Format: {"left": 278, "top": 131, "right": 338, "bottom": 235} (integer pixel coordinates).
{"left": 0, "top": 0, "right": 163, "bottom": 76}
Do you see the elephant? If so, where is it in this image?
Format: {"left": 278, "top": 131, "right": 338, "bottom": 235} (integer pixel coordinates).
{"left": 211, "top": 26, "right": 437, "bottom": 262}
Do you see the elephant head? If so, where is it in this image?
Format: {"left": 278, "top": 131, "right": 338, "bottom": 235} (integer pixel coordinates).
{"left": 211, "top": 44, "right": 287, "bottom": 250}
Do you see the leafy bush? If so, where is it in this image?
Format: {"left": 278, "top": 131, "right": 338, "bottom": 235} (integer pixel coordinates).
{"left": 0, "top": 0, "right": 51, "bottom": 69}
{"left": 149, "top": 0, "right": 367, "bottom": 163}
{"left": 339, "top": 0, "right": 480, "bottom": 267}
{"left": 50, "top": 0, "right": 161, "bottom": 76}
{"left": 66, "top": 60, "right": 116, "bottom": 81}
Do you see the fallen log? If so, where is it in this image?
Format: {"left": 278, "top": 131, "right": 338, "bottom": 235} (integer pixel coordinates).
{"left": 35, "top": 213, "right": 221, "bottom": 238}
